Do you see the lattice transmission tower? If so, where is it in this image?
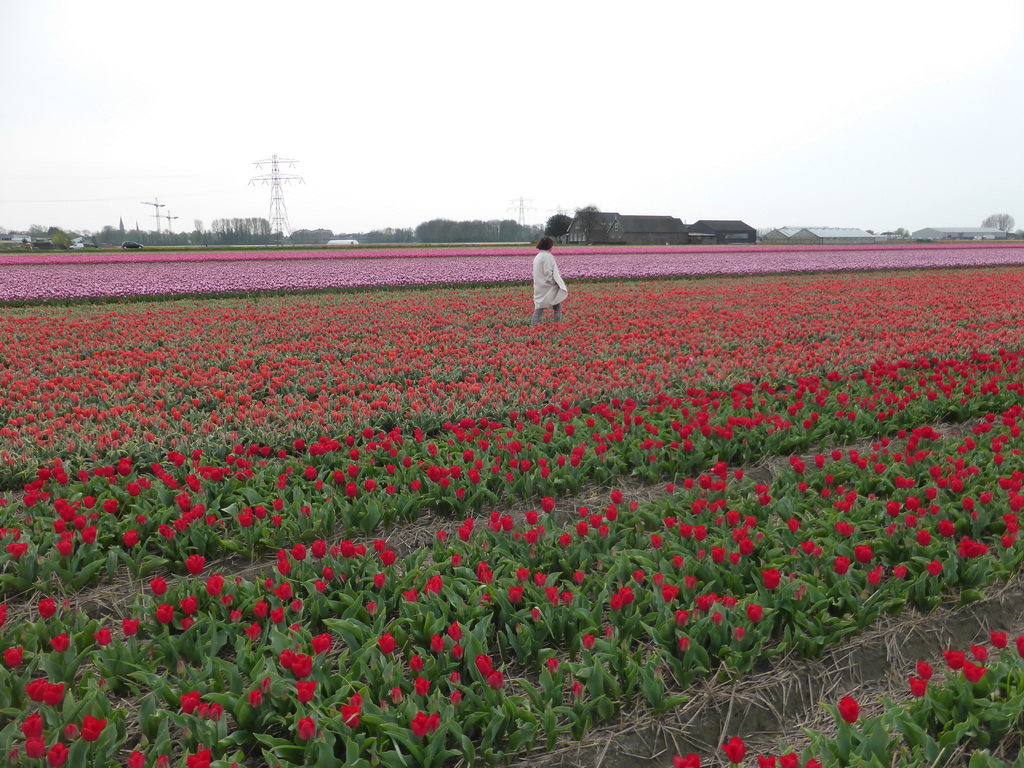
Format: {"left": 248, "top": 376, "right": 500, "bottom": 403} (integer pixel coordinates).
{"left": 508, "top": 196, "right": 535, "bottom": 227}
{"left": 250, "top": 155, "right": 304, "bottom": 236}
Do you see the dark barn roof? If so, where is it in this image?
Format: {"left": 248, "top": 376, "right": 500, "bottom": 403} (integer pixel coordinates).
{"left": 616, "top": 215, "right": 688, "bottom": 234}
{"left": 689, "top": 220, "right": 755, "bottom": 233}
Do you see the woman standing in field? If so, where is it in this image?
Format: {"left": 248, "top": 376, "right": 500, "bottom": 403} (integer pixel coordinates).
{"left": 531, "top": 236, "right": 568, "bottom": 327}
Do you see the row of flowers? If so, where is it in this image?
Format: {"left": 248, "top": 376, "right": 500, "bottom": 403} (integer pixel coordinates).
{"left": 674, "top": 631, "right": 1024, "bottom": 766}
{"left": 3, "top": 365, "right": 1022, "bottom": 591}
{"left": 3, "top": 269, "right": 1024, "bottom": 485}
{"left": 3, "top": 246, "right": 1024, "bottom": 302}
{"left": 0, "top": 403, "right": 1020, "bottom": 766}
{"left": 1, "top": 268, "right": 1023, "bottom": 765}
{"left": 4, "top": 241, "right": 1023, "bottom": 267}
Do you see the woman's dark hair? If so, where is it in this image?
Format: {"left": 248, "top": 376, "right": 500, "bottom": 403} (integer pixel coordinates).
{"left": 536, "top": 236, "right": 554, "bottom": 251}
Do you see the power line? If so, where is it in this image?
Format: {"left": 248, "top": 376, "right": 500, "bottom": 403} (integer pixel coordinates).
{"left": 0, "top": 188, "right": 239, "bottom": 204}
{"left": 250, "top": 155, "right": 304, "bottom": 237}
{"left": 0, "top": 195, "right": 164, "bottom": 204}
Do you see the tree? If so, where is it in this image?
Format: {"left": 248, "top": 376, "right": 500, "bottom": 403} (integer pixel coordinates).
{"left": 497, "top": 219, "right": 522, "bottom": 242}
{"left": 545, "top": 214, "right": 572, "bottom": 239}
{"left": 573, "top": 205, "right": 602, "bottom": 243}
{"left": 359, "top": 227, "right": 415, "bottom": 244}
{"left": 97, "top": 225, "right": 120, "bottom": 245}
{"left": 894, "top": 227, "right": 909, "bottom": 238}
{"left": 50, "top": 230, "right": 71, "bottom": 249}
{"left": 291, "top": 228, "right": 335, "bottom": 245}
{"left": 982, "top": 213, "right": 1015, "bottom": 232}
{"left": 415, "top": 219, "right": 454, "bottom": 243}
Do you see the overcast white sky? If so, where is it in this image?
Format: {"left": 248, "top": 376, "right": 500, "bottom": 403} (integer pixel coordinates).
{"left": 1, "top": 0, "right": 1022, "bottom": 235}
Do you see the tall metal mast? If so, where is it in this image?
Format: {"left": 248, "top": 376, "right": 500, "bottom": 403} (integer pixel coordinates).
{"left": 141, "top": 198, "right": 165, "bottom": 234}
{"left": 508, "top": 196, "right": 535, "bottom": 227}
{"left": 250, "top": 155, "right": 304, "bottom": 236}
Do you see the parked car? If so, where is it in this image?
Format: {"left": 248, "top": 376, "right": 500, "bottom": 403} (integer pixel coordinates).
{"left": 70, "top": 242, "right": 98, "bottom": 249}
{"left": 121, "top": 241, "right": 144, "bottom": 249}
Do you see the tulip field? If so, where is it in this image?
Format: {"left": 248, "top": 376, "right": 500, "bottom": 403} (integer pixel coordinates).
{"left": 1, "top": 254, "right": 1024, "bottom": 767}
{"left": 3, "top": 243, "right": 1024, "bottom": 302}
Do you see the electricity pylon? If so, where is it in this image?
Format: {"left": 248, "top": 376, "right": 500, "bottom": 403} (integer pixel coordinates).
{"left": 508, "top": 197, "right": 535, "bottom": 227}
{"left": 250, "top": 155, "right": 304, "bottom": 237}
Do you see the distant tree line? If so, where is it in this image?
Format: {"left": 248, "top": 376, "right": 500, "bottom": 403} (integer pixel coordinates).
{"left": 414, "top": 219, "right": 541, "bottom": 243}
{"left": 8, "top": 209, "right": 1023, "bottom": 249}
{"left": 5, "top": 217, "right": 545, "bottom": 248}
{"left": 289, "top": 228, "right": 416, "bottom": 245}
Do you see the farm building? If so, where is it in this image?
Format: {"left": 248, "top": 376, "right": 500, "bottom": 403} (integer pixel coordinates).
{"left": 763, "top": 227, "right": 876, "bottom": 245}
{"left": 562, "top": 212, "right": 617, "bottom": 244}
{"left": 564, "top": 212, "right": 689, "bottom": 245}
{"left": 0, "top": 233, "right": 32, "bottom": 244}
{"left": 760, "top": 227, "right": 804, "bottom": 243}
{"left": 687, "top": 220, "right": 756, "bottom": 244}
{"left": 912, "top": 227, "right": 1006, "bottom": 240}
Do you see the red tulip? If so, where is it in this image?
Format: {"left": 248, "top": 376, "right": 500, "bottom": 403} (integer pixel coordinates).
{"left": 180, "top": 691, "right": 201, "bottom": 714}
{"left": 943, "top": 650, "right": 965, "bottom": 670}
{"left": 721, "top": 736, "right": 746, "bottom": 764}
{"left": 837, "top": 695, "right": 859, "bottom": 723}
{"left": 378, "top": 634, "right": 396, "bottom": 654}
{"left": 42, "top": 683, "right": 65, "bottom": 706}
{"left": 20, "top": 712, "right": 43, "bottom": 738}
{"left": 410, "top": 711, "right": 440, "bottom": 738}
{"left": 47, "top": 743, "right": 69, "bottom": 767}
{"left": 853, "top": 544, "right": 873, "bottom": 563}
{"left": 761, "top": 568, "right": 781, "bottom": 589}
{"left": 475, "top": 654, "right": 493, "bottom": 676}
{"left": 341, "top": 693, "right": 363, "bottom": 727}
{"left": 26, "top": 737, "right": 45, "bottom": 759}
{"left": 81, "top": 715, "right": 106, "bottom": 742}
{"left": 311, "top": 632, "right": 332, "bottom": 654}
{"left": 962, "top": 661, "right": 986, "bottom": 683}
